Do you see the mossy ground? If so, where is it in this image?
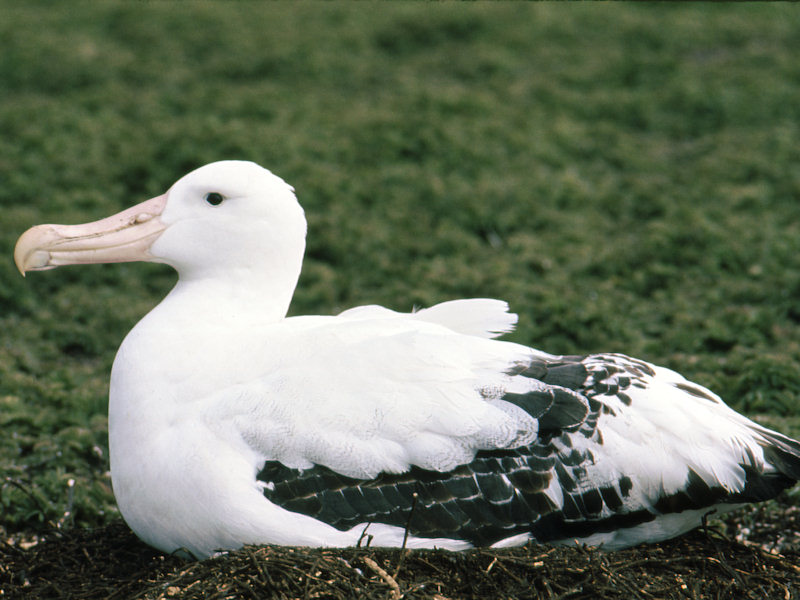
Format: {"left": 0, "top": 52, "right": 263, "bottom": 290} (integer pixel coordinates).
{"left": 2, "top": 3, "right": 800, "bottom": 598}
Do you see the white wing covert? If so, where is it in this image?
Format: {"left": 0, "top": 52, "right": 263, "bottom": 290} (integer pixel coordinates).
{"left": 337, "top": 298, "right": 518, "bottom": 339}
{"left": 229, "top": 313, "right": 540, "bottom": 480}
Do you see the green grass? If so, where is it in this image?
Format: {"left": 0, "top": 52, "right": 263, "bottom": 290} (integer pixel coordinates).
{"left": 2, "top": 2, "right": 800, "bottom": 532}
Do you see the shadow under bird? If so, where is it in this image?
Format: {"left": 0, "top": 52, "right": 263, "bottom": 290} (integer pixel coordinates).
{"left": 14, "top": 161, "right": 800, "bottom": 559}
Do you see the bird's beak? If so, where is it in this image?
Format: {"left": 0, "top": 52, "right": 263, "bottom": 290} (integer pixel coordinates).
{"left": 14, "top": 194, "right": 168, "bottom": 276}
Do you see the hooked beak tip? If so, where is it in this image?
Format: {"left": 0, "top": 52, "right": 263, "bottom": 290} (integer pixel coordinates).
{"left": 14, "top": 225, "right": 54, "bottom": 276}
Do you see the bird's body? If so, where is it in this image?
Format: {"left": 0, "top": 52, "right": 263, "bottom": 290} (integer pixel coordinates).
{"left": 15, "top": 161, "right": 800, "bottom": 559}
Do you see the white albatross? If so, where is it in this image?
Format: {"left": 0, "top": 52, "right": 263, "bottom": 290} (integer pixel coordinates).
{"left": 14, "top": 160, "right": 800, "bottom": 559}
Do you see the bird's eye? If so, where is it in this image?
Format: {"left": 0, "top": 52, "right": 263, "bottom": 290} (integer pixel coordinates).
{"left": 205, "top": 192, "right": 224, "bottom": 206}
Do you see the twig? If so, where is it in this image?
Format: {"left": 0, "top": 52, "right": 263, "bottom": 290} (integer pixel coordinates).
{"left": 57, "top": 478, "right": 75, "bottom": 529}
{"left": 245, "top": 547, "right": 273, "bottom": 588}
{"left": 400, "top": 492, "right": 419, "bottom": 552}
{"left": 363, "top": 556, "right": 401, "bottom": 600}
{"left": 393, "top": 492, "right": 419, "bottom": 579}
{"left": 485, "top": 556, "right": 498, "bottom": 574}
{"left": 303, "top": 556, "right": 321, "bottom": 600}
{"left": 357, "top": 522, "right": 374, "bottom": 548}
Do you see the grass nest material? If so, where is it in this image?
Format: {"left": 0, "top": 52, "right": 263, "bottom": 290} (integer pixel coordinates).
{"left": 2, "top": 500, "right": 799, "bottom": 599}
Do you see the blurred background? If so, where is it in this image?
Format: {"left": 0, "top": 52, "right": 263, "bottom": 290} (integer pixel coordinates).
{"left": 2, "top": 2, "right": 800, "bottom": 533}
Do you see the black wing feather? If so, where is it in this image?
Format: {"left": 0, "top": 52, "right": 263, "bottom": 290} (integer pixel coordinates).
{"left": 257, "top": 353, "right": 800, "bottom": 546}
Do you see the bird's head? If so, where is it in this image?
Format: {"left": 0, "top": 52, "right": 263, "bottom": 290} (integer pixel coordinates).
{"left": 14, "top": 161, "right": 307, "bottom": 282}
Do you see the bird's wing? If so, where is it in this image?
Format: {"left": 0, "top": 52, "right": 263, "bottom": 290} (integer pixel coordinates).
{"left": 337, "top": 298, "right": 518, "bottom": 339}
{"left": 222, "top": 312, "right": 548, "bottom": 480}
{"left": 232, "top": 336, "right": 800, "bottom": 548}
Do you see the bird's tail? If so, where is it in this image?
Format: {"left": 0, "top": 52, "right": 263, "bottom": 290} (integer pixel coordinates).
{"left": 736, "top": 426, "right": 800, "bottom": 503}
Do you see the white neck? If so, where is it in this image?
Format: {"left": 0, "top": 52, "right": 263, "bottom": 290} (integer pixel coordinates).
{"left": 111, "top": 254, "right": 302, "bottom": 418}
{"left": 156, "top": 258, "right": 302, "bottom": 333}
{"left": 145, "top": 208, "right": 307, "bottom": 330}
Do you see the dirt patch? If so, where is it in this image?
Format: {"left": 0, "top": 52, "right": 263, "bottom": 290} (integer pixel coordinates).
{"left": 2, "top": 502, "right": 799, "bottom": 599}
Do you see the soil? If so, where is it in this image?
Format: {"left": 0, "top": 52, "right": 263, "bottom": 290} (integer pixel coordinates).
{"left": 2, "top": 499, "right": 799, "bottom": 599}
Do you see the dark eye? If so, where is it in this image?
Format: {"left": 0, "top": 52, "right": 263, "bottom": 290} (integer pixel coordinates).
{"left": 205, "top": 192, "right": 224, "bottom": 206}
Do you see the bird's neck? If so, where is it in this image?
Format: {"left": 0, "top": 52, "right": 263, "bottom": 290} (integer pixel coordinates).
{"left": 160, "top": 268, "right": 299, "bottom": 330}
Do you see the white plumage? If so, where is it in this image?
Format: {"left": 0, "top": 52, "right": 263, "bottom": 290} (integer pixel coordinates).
{"left": 14, "top": 161, "right": 800, "bottom": 559}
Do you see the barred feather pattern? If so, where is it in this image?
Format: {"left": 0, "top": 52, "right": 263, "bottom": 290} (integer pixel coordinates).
{"left": 258, "top": 352, "right": 800, "bottom": 548}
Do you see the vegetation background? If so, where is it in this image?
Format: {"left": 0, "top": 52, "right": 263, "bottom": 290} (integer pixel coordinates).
{"left": 2, "top": 1, "right": 800, "bottom": 546}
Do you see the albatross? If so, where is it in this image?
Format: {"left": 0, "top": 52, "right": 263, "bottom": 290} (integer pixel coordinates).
{"left": 14, "top": 160, "right": 800, "bottom": 559}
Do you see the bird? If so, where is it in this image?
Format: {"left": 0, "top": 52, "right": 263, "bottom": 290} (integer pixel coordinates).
{"left": 14, "top": 160, "right": 800, "bottom": 560}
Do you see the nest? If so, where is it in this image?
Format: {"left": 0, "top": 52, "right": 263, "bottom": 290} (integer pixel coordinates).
{"left": 2, "top": 504, "right": 799, "bottom": 599}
